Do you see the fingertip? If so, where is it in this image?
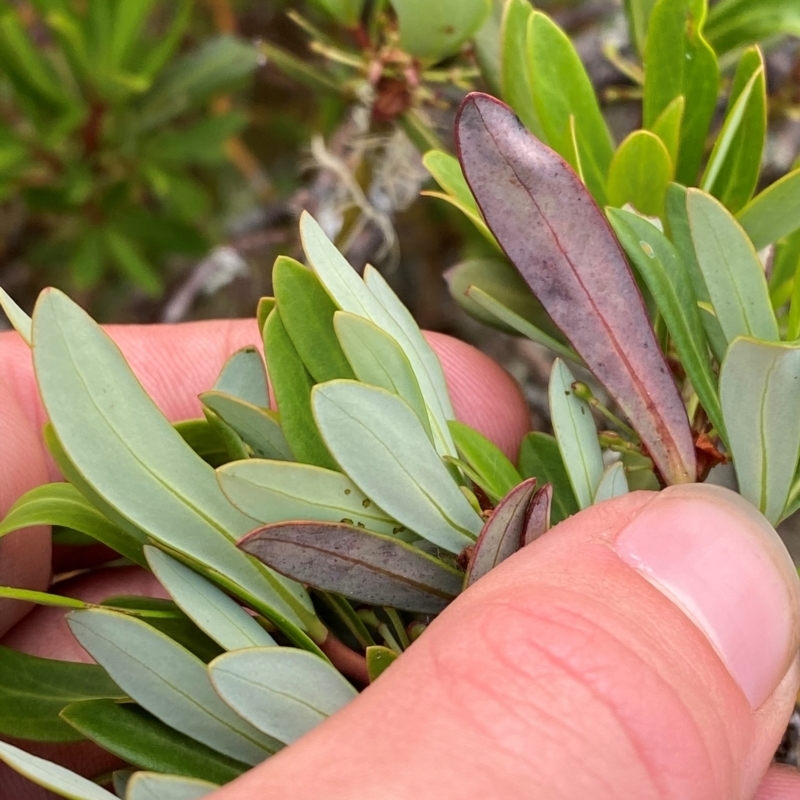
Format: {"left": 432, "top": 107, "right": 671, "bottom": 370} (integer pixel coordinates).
{"left": 755, "top": 764, "right": 800, "bottom": 800}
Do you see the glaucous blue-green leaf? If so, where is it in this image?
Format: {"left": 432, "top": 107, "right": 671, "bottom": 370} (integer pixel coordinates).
{"left": 738, "top": 169, "right": 800, "bottom": 250}
{"left": 701, "top": 48, "right": 765, "bottom": 214}
{"left": 389, "top": 0, "right": 490, "bottom": 62}
{"left": 593, "top": 462, "right": 629, "bottom": 503}
{"left": 200, "top": 391, "right": 292, "bottom": 461}
{"left": 218, "top": 459, "right": 400, "bottom": 536}
{"left": 209, "top": 647, "right": 358, "bottom": 744}
{"left": 333, "top": 310, "right": 431, "bottom": 438}
{"left": 60, "top": 700, "right": 247, "bottom": 785}
{"left": 125, "top": 772, "right": 218, "bottom": 800}
{"left": 312, "top": 381, "right": 480, "bottom": 552}
{"left": 624, "top": 0, "right": 658, "bottom": 56}
{"left": 212, "top": 347, "right": 269, "bottom": 408}
{"left": 643, "top": 0, "right": 718, "bottom": 185}
{"left": 522, "top": 483, "right": 552, "bottom": 546}
{"left": 144, "top": 547, "right": 276, "bottom": 651}
{"left": 307, "top": 0, "right": 365, "bottom": 26}
{"left": 527, "top": 11, "right": 614, "bottom": 204}
{"left": 500, "top": 0, "right": 543, "bottom": 139}
{"left": 0, "top": 647, "right": 124, "bottom": 743}
{"left": 648, "top": 96, "right": 684, "bottom": 167}
{"left": 608, "top": 207, "right": 725, "bottom": 441}
{"left": 607, "top": 130, "right": 672, "bottom": 217}
{"left": 705, "top": 0, "right": 800, "bottom": 55}
{"left": 720, "top": 338, "right": 800, "bottom": 524}
{"left": 464, "top": 477, "right": 536, "bottom": 587}
{"left": 67, "top": 609, "right": 281, "bottom": 765}
{"left": 548, "top": 360, "right": 604, "bottom": 510}
{"left": 0, "top": 741, "right": 116, "bottom": 800}
{"left": 457, "top": 95, "right": 696, "bottom": 485}
{"left": 239, "top": 522, "right": 463, "bottom": 613}
{"left": 31, "top": 290, "right": 313, "bottom": 637}
{"left": 273, "top": 256, "right": 355, "bottom": 384}
{"left": 366, "top": 645, "right": 398, "bottom": 682}
{"left": 0, "top": 482, "right": 146, "bottom": 566}
{"left": 0, "top": 286, "right": 31, "bottom": 344}
{"left": 687, "top": 189, "right": 778, "bottom": 344}
{"left": 203, "top": 406, "right": 249, "bottom": 462}
{"left": 518, "top": 433, "right": 579, "bottom": 525}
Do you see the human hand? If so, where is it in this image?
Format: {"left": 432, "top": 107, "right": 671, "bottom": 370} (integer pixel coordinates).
{"left": 1, "top": 322, "right": 799, "bottom": 800}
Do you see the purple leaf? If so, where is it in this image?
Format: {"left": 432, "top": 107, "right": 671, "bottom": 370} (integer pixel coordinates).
{"left": 464, "top": 477, "right": 537, "bottom": 588}
{"left": 456, "top": 93, "right": 696, "bottom": 485}
{"left": 238, "top": 522, "right": 463, "bottom": 614}
{"left": 522, "top": 484, "right": 552, "bottom": 547}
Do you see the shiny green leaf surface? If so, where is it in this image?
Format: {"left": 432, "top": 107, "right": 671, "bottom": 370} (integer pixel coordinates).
{"left": 648, "top": 96, "right": 684, "bottom": 167}
{"left": 366, "top": 645, "right": 398, "bottom": 682}
{"left": 607, "top": 130, "right": 672, "bottom": 216}
{"left": 738, "top": 169, "right": 800, "bottom": 250}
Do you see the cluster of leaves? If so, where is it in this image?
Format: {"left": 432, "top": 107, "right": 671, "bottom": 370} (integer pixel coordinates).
{"left": 0, "top": 0, "right": 259, "bottom": 295}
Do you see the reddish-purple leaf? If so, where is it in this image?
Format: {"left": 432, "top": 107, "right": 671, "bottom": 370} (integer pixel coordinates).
{"left": 456, "top": 93, "right": 696, "bottom": 485}
{"left": 522, "top": 484, "right": 552, "bottom": 547}
{"left": 464, "top": 477, "right": 537, "bottom": 588}
{"left": 238, "top": 522, "right": 463, "bottom": 614}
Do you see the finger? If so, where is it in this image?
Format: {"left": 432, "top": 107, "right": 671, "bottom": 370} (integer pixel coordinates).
{"left": 755, "top": 765, "right": 800, "bottom": 799}
{"left": 207, "top": 484, "right": 800, "bottom": 800}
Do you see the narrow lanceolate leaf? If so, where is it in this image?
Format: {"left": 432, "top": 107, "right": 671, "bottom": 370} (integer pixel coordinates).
{"left": 518, "top": 432, "right": 579, "bottom": 525}
{"left": 0, "top": 647, "right": 124, "bottom": 743}
{"left": 218, "top": 460, "right": 400, "bottom": 536}
{"left": 593, "top": 462, "right": 629, "bottom": 503}
{"left": 648, "top": 96, "right": 684, "bottom": 167}
{"left": 31, "top": 291, "right": 313, "bottom": 637}
{"left": 125, "top": 772, "right": 217, "bottom": 800}
{"left": 67, "top": 610, "right": 281, "bottom": 765}
{"left": 720, "top": 338, "right": 800, "bottom": 525}
{"left": 144, "top": 547, "right": 276, "bottom": 651}
{"left": 0, "top": 741, "right": 116, "bottom": 800}
{"left": 522, "top": 484, "right": 552, "bottom": 547}
{"left": 738, "top": 168, "right": 800, "bottom": 250}
{"left": 212, "top": 347, "right": 269, "bottom": 408}
{"left": 548, "top": 360, "right": 604, "bottom": 510}
{"left": 705, "top": 0, "right": 800, "bottom": 56}
{"left": 0, "top": 286, "right": 31, "bottom": 344}
{"left": 607, "top": 130, "right": 672, "bottom": 217}
{"left": 464, "top": 478, "right": 536, "bottom": 588}
{"left": 240, "top": 522, "right": 463, "bottom": 613}
{"left": 457, "top": 94, "right": 696, "bottom": 485}
{"left": 200, "top": 392, "right": 293, "bottom": 461}
{"left": 60, "top": 700, "right": 247, "bottom": 785}
{"left": 608, "top": 208, "right": 726, "bottom": 441}
{"left": 687, "top": 189, "right": 779, "bottom": 344}
{"left": 625, "top": 0, "right": 658, "bottom": 56}
{"left": 312, "top": 381, "right": 481, "bottom": 552}
{"left": 209, "top": 648, "right": 358, "bottom": 744}
{"left": 0, "top": 482, "right": 146, "bottom": 567}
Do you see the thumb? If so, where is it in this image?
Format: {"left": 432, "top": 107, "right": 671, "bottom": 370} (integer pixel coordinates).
{"left": 210, "top": 484, "right": 800, "bottom": 800}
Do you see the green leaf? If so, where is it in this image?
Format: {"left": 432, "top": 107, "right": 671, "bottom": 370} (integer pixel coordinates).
{"left": 706, "top": 0, "right": 800, "bottom": 55}
{"left": 126, "top": 772, "right": 217, "bottom": 800}
{"left": 527, "top": 12, "right": 614, "bottom": 205}
{"left": 720, "top": 338, "right": 800, "bottom": 524}
{"left": 0, "top": 483, "right": 147, "bottom": 567}
{"left": 67, "top": 609, "right": 281, "bottom": 765}
{"left": 608, "top": 208, "right": 725, "bottom": 441}
{"left": 548, "top": 360, "right": 604, "bottom": 510}
{"left": 473, "top": 0, "right": 504, "bottom": 95}
{"left": 593, "top": 462, "right": 629, "bottom": 503}
{"left": 517, "top": 432, "right": 579, "bottom": 525}
{"left": 334, "top": 310, "right": 431, "bottom": 438}
{"left": 0, "top": 647, "right": 124, "bottom": 743}
{"left": 174, "top": 419, "right": 228, "bottom": 468}
{"left": 0, "top": 286, "right": 31, "bottom": 344}
{"left": 607, "top": 130, "right": 672, "bottom": 217}
{"left": 737, "top": 169, "right": 800, "bottom": 250}
{"left": 389, "top": 0, "right": 491, "bottom": 62}
{"left": 263, "top": 307, "right": 337, "bottom": 470}
{"left": 0, "top": 741, "right": 116, "bottom": 800}
{"left": 624, "top": 0, "right": 659, "bottom": 56}
{"left": 212, "top": 347, "right": 269, "bottom": 409}
{"left": 701, "top": 48, "right": 765, "bottom": 214}
{"left": 448, "top": 420, "right": 522, "bottom": 502}
{"left": 32, "top": 290, "right": 314, "bottom": 639}
{"left": 144, "top": 547, "right": 276, "bottom": 651}
{"left": 643, "top": 0, "right": 719, "bottom": 185}
{"left": 257, "top": 297, "right": 275, "bottom": 335}
{"left": 366, "top": 645, "right": 398, "bottom": 682}
{"left": 239, "top": 522, "right": 463, "bottom": 613}
{"left": 200, "top": 392, "right": 293, "bottom": 461}
{"left": 209, "top": 648, "right": 358, "bottom": 744}
{"left": 218, "top": 459, "right": 400, "bottom": 536}
{"left": 104, "top": 229, "right": 162, "bottom": 296}
{"left": 274, "top": 257, "right": 355, "bottom": 384}
{"left": 109, "top": 0, "right": 158, "bottom": 68}
{"left": 648, "top": 96, "right": 684, "bottom": 168}
{"left": 312, "top": 381, "right": 481, "bottom": 552}
{"left": 499, "top": 0, "right": 544, "bottom": 139}
{"left": 687, "top": 189, "right": 778, "bottom": 343}
{"left": 148, "top": 114, "right": 248, "bottom": 167}
{"left": 60, "top": 700, "right": 246, "bottom": 785}
{"left": 464, "top": 477, "right": 536, "bottom": 587}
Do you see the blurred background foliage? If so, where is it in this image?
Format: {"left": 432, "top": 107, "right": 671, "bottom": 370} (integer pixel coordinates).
{"left": 0, "top": 0, "right": 798, "bottom": 345}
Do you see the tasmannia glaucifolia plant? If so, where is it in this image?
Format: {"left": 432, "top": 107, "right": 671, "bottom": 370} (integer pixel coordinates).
{"left": 3, "top": 4, "right": 800, "bottom": 800}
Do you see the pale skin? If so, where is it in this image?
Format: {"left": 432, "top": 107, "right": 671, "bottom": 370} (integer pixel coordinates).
{"left": 1, "top": 321, "right": 799, "bottom": 800}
